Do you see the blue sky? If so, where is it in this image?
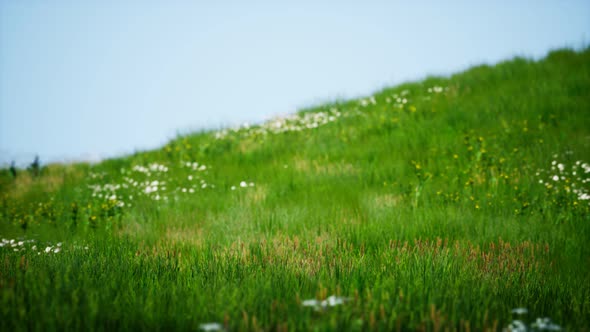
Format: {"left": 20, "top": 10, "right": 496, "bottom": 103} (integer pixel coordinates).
{"left": 1, "top": 1, "right": 589, "bottom": 166}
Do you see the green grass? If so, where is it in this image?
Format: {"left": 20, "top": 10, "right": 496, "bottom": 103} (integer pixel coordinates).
{"left": 1, "top": 48, "right": 590, "bottom": 331}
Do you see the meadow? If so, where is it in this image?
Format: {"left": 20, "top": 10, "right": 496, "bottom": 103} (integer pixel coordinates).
{"left": 1, "top": 48, "right": 589, "bottom": 331}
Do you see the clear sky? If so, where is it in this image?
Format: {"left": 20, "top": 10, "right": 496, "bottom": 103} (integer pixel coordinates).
{"left": 1, "top": 1, "right": 589, "bottom": 166}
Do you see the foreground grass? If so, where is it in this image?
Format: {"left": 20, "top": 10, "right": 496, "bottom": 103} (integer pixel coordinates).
{"left": 1, "top": 48, "right": 590, "bottom": 331}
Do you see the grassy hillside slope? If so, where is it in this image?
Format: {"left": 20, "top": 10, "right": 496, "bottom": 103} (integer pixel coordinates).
{"left": 1, "top": 48, "right": 590, "bottom": 331}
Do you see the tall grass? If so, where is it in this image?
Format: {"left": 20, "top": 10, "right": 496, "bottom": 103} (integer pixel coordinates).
{"left": 1, "top": 48, "right": 590, "bottom": 331}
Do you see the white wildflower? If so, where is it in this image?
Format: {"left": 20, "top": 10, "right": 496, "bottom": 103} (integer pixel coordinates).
{"left": 302, "top": 295, "right": 350, "bottom": 311}
{"left": 531, "top": 317, "right": 561, "bottom": 331}
{"left": 302, "top": 299, "right": 320, "bottom": 307}
{"left": 199, "top": 322, "right": 224, "bottom": 332}
{"left": 507, "top": 320, "right": 527, "bottom": 332}
{"left": 511, "top": 308, "right": 528, "bottom": 315}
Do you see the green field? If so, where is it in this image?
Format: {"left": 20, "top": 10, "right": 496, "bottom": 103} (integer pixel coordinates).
{"left": 1, "top": 48, "right": 589, "bottom": 331}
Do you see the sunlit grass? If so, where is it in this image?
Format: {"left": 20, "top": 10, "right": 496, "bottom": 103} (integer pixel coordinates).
{"left": 1, "top": 48, "right": 589, "bottom": 330}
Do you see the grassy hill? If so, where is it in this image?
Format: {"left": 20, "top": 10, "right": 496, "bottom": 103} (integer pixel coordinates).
{"left": 1, "top": 48, "right": 589, "bottom": 331}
